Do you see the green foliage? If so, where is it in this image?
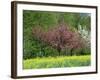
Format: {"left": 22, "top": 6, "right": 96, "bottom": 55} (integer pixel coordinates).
{"left": 79, "top": 14, "right": 91, "bottom": 30}
{"left": 23, "top": 55, "right": 91, "bottom": 69}
{"left": 23, "top": 11, "right": 59, "bottom": 30}
{"left": 63, "top": 13, "right": 80, "bottom": 29}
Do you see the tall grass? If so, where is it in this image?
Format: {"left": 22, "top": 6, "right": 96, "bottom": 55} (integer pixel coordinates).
{"left": 23, "top": 55, "right": 91, "bottom": 69}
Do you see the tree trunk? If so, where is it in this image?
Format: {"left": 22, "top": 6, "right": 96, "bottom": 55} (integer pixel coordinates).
{"left": 70, "top": 48, "right": 73, "bottom": 56}
{"left": 57, "top": 48, "right": 61, "bottom": 56}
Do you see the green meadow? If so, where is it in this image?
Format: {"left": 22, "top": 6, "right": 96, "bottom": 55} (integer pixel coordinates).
{"left": 23, "top": 55, "right": 90, "bottom": 69}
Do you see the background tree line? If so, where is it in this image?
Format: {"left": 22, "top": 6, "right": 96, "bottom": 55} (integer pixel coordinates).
{"left": 23, "top": 10, "right": 91, "bottom": 59}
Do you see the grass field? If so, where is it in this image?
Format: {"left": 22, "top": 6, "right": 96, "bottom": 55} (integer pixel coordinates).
{"left": 23, "top": 55, "right": 91, "bottom": 69}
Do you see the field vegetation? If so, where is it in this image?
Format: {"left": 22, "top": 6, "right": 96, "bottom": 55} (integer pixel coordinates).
{"left": 23, "top": 55, "right": 90, "bottom": 69}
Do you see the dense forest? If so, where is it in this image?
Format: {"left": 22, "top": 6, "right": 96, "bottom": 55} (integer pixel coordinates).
{"left": 23, "top": 10, "right": 91, "bottom": 60}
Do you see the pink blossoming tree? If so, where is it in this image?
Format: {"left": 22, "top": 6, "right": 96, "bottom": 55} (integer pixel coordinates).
{"left": 32, "top": 23, "right": 86, "bottom": 56}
